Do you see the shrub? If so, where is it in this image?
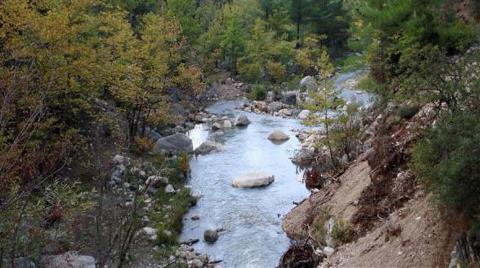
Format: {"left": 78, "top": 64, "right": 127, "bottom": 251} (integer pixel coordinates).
{"left": 265, "top": 61, "right": 287, "bottom": 83}
{"left": 411, "top": 110, "right": 480, "bottom": 215}
{"left": 332, "top": 218, "right": 354, "bottom": 243}
{"left": 248, "top": 84, "right": 267, "bottom": 100}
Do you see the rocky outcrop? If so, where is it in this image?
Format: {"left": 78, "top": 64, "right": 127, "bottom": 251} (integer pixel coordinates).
{"left": 153, "top": 133, "right": 193, "bottom": 154}
{"left": 232, "top": 172, "right": 275, "bottom": 188}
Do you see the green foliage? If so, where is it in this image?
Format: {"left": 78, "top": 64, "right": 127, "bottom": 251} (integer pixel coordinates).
{"left": 349, "top": 0, "right": 477, "bottom": 99}
{"left": 411, "top": 109, "right": 480, "bottom": 215}
{"left": 249, "top": 84, "right": 267, "bottom": 100}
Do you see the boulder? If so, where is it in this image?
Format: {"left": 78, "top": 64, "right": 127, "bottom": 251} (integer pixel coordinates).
{"left": 254, "top": 101, "right": 268, "bottom": 112}
{"left": 323, "top": 246, "right": 335, "bottom": 257}
{"left": 267, "top": 102, "right": 284, "bottom": 113}
{"left": 165, "top": 184, "right": 175, "bottom": 193}
{"left": 145, "top": 127, "right": 162, "bottom": 141}
{"left": 297, "top": 110, "right": 311, "bottom": 120}
{"left": 291, "top": 148, "right": 315, "bottom": 166}
{"left": 212, "top": 122, "right": 222, "bottom": 131}
{"left": 232, "top": 172, "right": 275, "bottom": 188}
{"left": 3, "top": 257, "right": 36, "bottom": 268}
{"left": 300, "top": 76, "right": 318, "bottom": 91}
{"left": 282, "top": 91, "right": 299, "bottom": 106}
{"left": 41, "top": 252, "right": 95, "bottom": 268}
{"left": 189, "top": 259, "right": 204, "bottom": 268}
{"left": 146, "top": 175, "right": 169, "bottom": 188}
{"left": 279, "top": 109, "right": 293, "bottom": 117}
{"left": 204, "top": 229, "right": 219, "bottom": 243}
{"left": 112, "top": 154, "right": 127, "bottom": 165}
{"left": 194, "top": 141, "right": 222, "bottom": 155}
{"left": 153, "top": 133, "right": 193, "bottom": 154}
{"left": 234, "top": 114, "right": 251, "bottom": 127}
{"left": 141, "top": 227, "right": 158, "bottom": 241}
{"left": 268, "top": 131, "right": 290, "bottom": 142}
{"left": 266, "top": 91, "right": 275, "bottom": 102}
{"left": 223, "top": 120, "right": 232, "bottom": 128}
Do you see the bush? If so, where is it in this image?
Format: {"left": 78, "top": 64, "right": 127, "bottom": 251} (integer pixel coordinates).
{"left": 411, "top": 110, "right": 480, "bottom": 215}
{"left": 398, "top": 105, "right": 420, "bottom": 119}
{"left": 248, "top": 84, "right": 267, "bottom": 100}
{"left": 332, "top": 218, "right": 354, "bottom": 243}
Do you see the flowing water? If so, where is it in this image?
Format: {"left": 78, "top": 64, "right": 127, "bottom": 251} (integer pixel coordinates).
{"left": 181, "top": 71, "right": 374, "bottom": 268}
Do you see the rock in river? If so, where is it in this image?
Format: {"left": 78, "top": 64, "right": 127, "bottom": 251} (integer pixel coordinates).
{"left": 153, "top": 133, "right": 193, "bottom": 154}
{"left": 194, "top": 141, "right": 222, "bottom": 155}
{"left": 234, "top": 114, "right": 251, "bottom": 127}
{"left": 232, "top": 172, "right": 275, "bottom": 188}
{"left": 204, "top": 229, "right": 219, "bottom": 243}
{"left": 268, "top": 130, "right": 290, "bottom": 142}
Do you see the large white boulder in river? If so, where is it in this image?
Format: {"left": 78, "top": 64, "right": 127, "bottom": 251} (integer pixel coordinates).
{"left": 232, "top": 172, "right": 275, "bottom": 188}
{"left": 234, "top": 114, "right": 251, "bottom": 127}
{"left": 268, "top": 130, "right": 290, "bottom": 142}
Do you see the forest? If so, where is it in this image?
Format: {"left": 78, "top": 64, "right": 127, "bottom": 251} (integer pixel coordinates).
{"left": 1, "top": 0, "right": 479, "bottom": 267}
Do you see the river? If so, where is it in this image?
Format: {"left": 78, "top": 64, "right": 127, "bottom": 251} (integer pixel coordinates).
{"left": 181, "top": 71, "right": 373, "bottom": 268}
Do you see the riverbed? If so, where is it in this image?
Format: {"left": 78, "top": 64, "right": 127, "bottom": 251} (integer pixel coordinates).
{"left": 182, "top": 100, "right": 309, "bottom": 267}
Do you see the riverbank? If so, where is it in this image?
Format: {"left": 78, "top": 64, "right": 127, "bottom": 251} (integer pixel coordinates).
{"left": 280, "top": 101, "right": 461, "bottom": 267}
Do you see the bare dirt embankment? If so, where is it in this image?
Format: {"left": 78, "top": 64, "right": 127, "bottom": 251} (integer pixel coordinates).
{"left": 282, "top": 104, "right": 463, "bottom": 268}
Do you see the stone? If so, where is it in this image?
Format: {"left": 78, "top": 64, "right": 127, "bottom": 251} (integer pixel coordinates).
{"left": 232, "top": 172, "right": 275, "bottom": 188}
{"left": 146, "top": 175, "right": 168, "bottom": 188}
{"left": 282, "top": 91, "right": 299, "bottom": 105}
{"left": 145, "top": 127, "right": 162, "bottom": 141}
{"left": 113, "top": 154, "right": 126, "bottom": 165}
{"left": 189, "top": 259, "right": 203, "bottom": 268}
{"left": 223, "top": 120, "right": 232, "bottom": 129}
{"left": 292, "top": 148, "right": 315, "bottom": 166}
{"left": 3, "top": 257, "right": 36, "bottom": 268}
{"left": 153, "top": 133, "right": 193, "bottom": 154}
{"left": 267, "top": 101, "right": 284, "bottom": 113}
{"left": 297, "top": 110, "right": 311, "bottom": 120}
{"left": 300, "top": 76, "right": 318, "bottom": 91}
{"left": 194, "top": 141, "right": 223, "bottom": 155}
{"left": 268, "top": 130, "right": 290, "bottom": 142}
{"left": 266, "top": 91, "right": 275, "bottom": 102}
{"left": 191, "top": 191, "right": 203, "bottom": 200}
{"left": 234, "top": 114, "right": 251, "bottom": 127}
{"left": 165, "top": 184, "right": 175, "bottom": 193}
{"left": 204, "top": 229, "right": 219, "bottom": 243}
{"left": 41, "top": 252, "right": 95, "bottom": 268}
{"left": 279, "top": 108, "right": 293, "bottom": 117}
{"left": 323, "top": 246, "right": 335, "bottom": 257}
{"left": 141, "top": 227, "right": 158, "bottom": 241}
{"left": 191, "top": 214, "right": 200, "bottom": 220}
{"left": 212, "top": 122, "right": 223, "bottom": 131}
{"left": 254, "top": 101, "right": 268, "bottom": 112}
